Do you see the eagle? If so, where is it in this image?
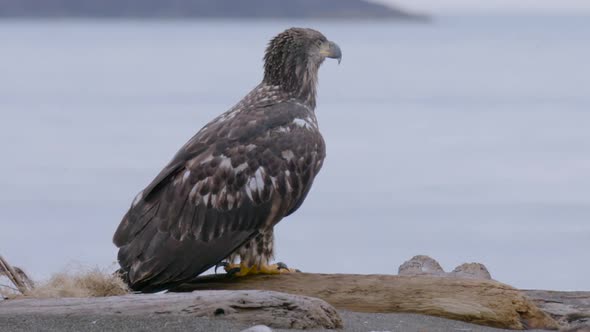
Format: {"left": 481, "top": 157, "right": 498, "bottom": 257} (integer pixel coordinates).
{"left": 113, "top": 27, "right": 342, "bottom": 292}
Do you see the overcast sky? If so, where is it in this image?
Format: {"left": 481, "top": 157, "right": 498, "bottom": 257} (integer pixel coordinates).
{"left": 373, "top": 0, "right": 590, "bottom": 14}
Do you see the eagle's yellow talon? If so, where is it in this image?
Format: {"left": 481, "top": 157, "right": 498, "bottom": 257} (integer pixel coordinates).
{"left": 224, "top": 262, "right": 299, "bottom": 276}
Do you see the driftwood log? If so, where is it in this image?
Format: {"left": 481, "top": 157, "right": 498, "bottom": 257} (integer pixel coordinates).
{"left": 523, "top": 290, "right": 590, "bottom": 329}
{"left": 172, "top": 273, "right": 559, "bottom": 330}
{"left": 0, "top": 255, "right": 34, "bottom": 295}
{"left": 0, "top": 290, "right": 342, "bottom": 329}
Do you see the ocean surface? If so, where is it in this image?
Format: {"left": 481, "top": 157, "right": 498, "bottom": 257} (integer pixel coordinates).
{"left": 1, "top": 16, "right": 589, "bottom": 291}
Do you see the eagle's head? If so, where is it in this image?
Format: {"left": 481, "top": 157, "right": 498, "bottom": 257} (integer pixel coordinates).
{"left": 263, "top": 27, "right": 342, "bottom": 108}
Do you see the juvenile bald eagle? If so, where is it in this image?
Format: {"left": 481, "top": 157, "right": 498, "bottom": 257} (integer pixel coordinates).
{"left": 113, "top": 28, "right": 341, "bottom": 292}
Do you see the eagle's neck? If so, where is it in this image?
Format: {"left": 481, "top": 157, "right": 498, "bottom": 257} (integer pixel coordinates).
{"left": 263, "top": 60, "right": 320, "bottom": 110}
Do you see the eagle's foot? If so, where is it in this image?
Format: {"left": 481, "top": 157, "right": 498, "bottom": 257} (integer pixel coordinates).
{"left": 218, "top": 261, "right": 300, "bottom": 277}
{"left": 217, "top": 262, "right": 256, "bottom": 277}
{"left": 215, "top": 262, "right": 247, "bottom": 277}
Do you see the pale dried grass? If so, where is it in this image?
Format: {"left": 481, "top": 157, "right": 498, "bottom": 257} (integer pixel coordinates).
{"left": 1, "top": 256, "right": 129, "bottom": 299}
{"left": 26, "top": 267, "right": 129, "bottom": 298}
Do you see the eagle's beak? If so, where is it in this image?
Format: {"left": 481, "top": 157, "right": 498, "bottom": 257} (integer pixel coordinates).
{"left": 320, "top": 41, "right": 342, "bottom": 64}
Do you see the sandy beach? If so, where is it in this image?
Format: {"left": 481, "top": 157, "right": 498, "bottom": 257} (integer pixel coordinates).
{"left": 0, "top": 311, "right": 554, "bottom": 332}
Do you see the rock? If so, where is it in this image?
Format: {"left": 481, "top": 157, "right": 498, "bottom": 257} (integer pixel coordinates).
{"left": 241, "top": 325, "right": 273, "bottom": 332}
{"left": 398, "top": 255, "right": 445, "bottom": 276}
{"left": 0, "top": 290, "right": 342, "bottom": 330}
{"left": 451, "top": 263, "right": 492, "bottom": 280}
{"left": 398, "top": 255, "right": 492, "bottom": 281}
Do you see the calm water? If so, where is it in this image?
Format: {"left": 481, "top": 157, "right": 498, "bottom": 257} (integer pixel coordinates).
{"left": 1, "top": 16, "right": 589, "bottom": 291}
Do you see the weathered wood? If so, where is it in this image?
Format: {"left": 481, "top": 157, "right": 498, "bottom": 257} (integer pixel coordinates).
{"left": 0, "top": 255, "right": 34, "bottom": 295}
{"left": 0, "top": 290, "right": 342, "bottom": 329}
{"left": 173, "top": 273, "right": 559, "bottom": 330}
{"left": 523, "top": 290, "right": 590, "bottom": 328}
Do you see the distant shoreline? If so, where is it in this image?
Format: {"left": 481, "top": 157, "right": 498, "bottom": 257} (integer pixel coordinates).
{"left": 0, "top": 14, "right": 431, "bottom": 22}
{"left": 0, "top": 0, "right": 430, "bottom": 21}
{"left": 0, "top": 16, "right": 431, "bottom": 23}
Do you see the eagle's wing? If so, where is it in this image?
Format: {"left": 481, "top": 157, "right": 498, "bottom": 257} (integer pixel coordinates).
{"left": 113, "top": 101, "right": 324, "bottom": 291}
